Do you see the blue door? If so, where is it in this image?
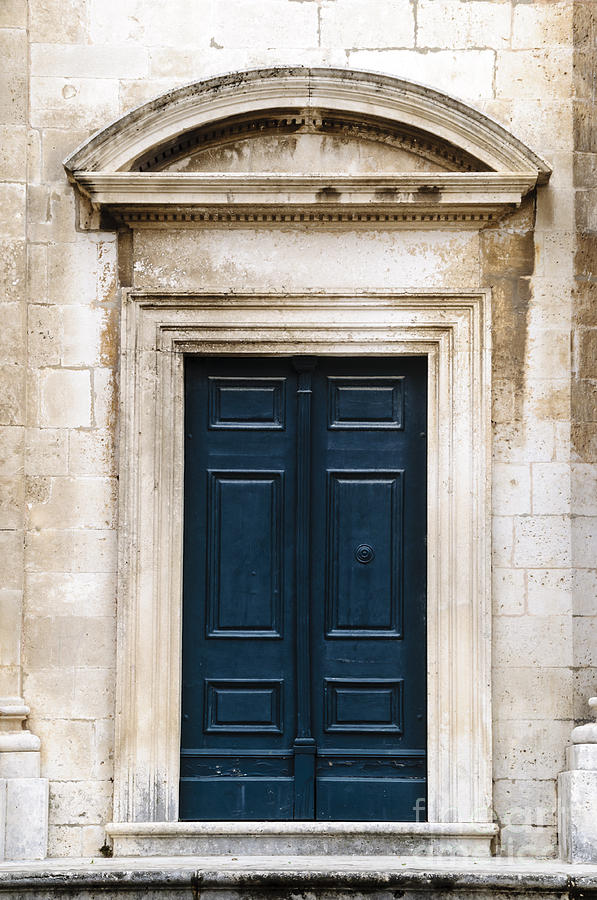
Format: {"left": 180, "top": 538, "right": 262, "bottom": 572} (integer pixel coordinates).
{"left": 180, "top": 356, "right": 427, "bottom": 821}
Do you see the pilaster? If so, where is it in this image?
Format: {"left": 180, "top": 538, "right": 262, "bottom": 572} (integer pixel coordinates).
{"left": 559, "top": 698, "right": 597, "bottom": 863}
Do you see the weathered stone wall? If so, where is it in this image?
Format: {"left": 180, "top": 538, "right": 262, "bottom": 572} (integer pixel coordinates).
{"left": 0, "top": 0, "right": 592, "bottom": 859}
{"left": 572, "top": 0, "right": 597, "bottom": 727}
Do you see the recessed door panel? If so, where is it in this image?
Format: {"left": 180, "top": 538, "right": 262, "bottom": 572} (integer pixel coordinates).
{"left": 328, "top": 377, "right": 404, "bottom": 429}
{"left": 181, "top": 356, "right": 427, "bottom": 821}
{"left": 326, "top": 471, "right": 403, "bottom": 637}
{"left": 207, "top": 472, "right": 283, "bottom": 637}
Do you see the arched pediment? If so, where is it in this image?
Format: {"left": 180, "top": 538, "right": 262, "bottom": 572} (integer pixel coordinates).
{"left": 64, "top": 67, "right": 551, "bottom": 228}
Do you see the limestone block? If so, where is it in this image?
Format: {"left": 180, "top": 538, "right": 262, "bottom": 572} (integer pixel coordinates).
{"left": 61, "top": 307, "right": 109, "bottom": 367}
{"left": 89, "top": 0, "right": 208, "bottom": 48}
{"left": 0, "top": 184, "right": 25, "bottom": 241}
{"left": 91, "top": 718, "right": 114, "bottom": 781}
{"left": 0, "top": 751, "right": 40, "bottom": 779}
{"left": 496, "top": 49, "right": 573, "bottom": 101}
{"left": 572, "top": 463, "right": 597, "bottom": 517}
{"left": 527, "top": 570, "right": 573, "bottom": 617}
{"left": 211, "top": 0, "right": 318, "bottom": 50}
{"left": 22, "top": 668, "right": 75, "bottom": 719}
{"left": 34, "top": 720, "right": 95, "bottom": 781}
{"left": 25, "top": 572, "right": 116, "bottom": 618}
{"left": 0, "top": 478, "right": 23, "bottom": 528}
{"left": 72, "top": 667, "right": 115, "bottom": 719}
{"left": 492, "top": 617, "right": 572, "bottom": 669}
{"left": 527, "top": 328, "right": 571, "bottom": 381}
{"left": 25, "top": 528, "right": 117, "bottom": 575}
{"left": 29, "top": 0, "right": 87, "bottom": 43}
{"left": 41, "top": 128, "right": 87, "bottom": 184}
{"left": 0, "top": 532, "right": 23, "bottom": 591}
{"left": 492, "top": 464, "right": 531, "bottom": 516}
{"left": 39, "top": 369, "right": 91, "bottom": 428}
{"left": 347, "top": 49, "right": 495, "bottom": 103}
{"left": 512, "top": 2, "right": 572, "bottom": 50}
{"left": 0, "top": 1, "right": 27, "bottom": 28}
{"left": 511, "top": 101, "right": 573, "bottom": 153}
{"left": 47, "top": 823, "right": 82, "bottom": 858}
{"left": 319, "top": 0, "right": 414, "bottom": 49}
{"left": 0, "top": 31, "right": 27, "bottom": 125}
{"left": 572, "top": 569, "right": 597, "bottom": 617}
{"left": 27, "top": 245, "right": 47, "bottom": 304}
{"left": 31, "top": 43, "right": 148, "bottom": 79}
{"left": 27, "top": 305, "right": 63, "bottom": 368}
{"left": 0, "top": 240, "right": 25, "bottom": 304}
{"left": 492, "top": 516, "right": 514, "bottom": 568}
{"left": 536, "top": 232, "right": 576, "bottom": 281}
{"left": 49, "top": 779, "right": 112, "bottom": 826}
{"left": 25, "top": 428, "right": 68, "bottom": 477}
{"left": 0, "top": 591, "right": 22, "bottom": 666}
{"left": 0, "top": 126, "right": 26, "bottom": 181}
{"left": 47, "top": 241, "right": 102, "bottom": 305}
{"left": 0, "top": 366, "right": 25, "bottom": 426}
{"left": 417, "top": 0, "right": 510, "bottom": 50}
{"left": 27, "top": 184, "right": 77, "bottom": 245}
{"left": 493, "top": 666, "right": 573, "bottom": 722}
{"left": 26, "top": 476, "right": 117, "bottom": 530}
{"left": 493, "top": 778, "right": 557, "bottom": 828}
{"left": 92, "top": 368, "right": 116, "bottom": 430}
{"left": 500, "top": 824, "right": 557, "bottom": 859}
{"left": 132, "top": 228, "right": 481, "bottom": 293}
{"left": 532, "top": 463, "right": 571, "bottom": 515}
{"left": 3, "top": 777, "right": 48, "bottom": 860}
{"left": 493, "top": 720, "right": 571, "bottom": 780}
{"left": 29, "top": 77, "right": 119, "bottom": 131}
{"left": 81, "top": 824, "right": 108, "bottom": 857}
{"left": 0, "top": 426, "right": 23, "bottom": 478}
{"left": 573, "top": 617, "right": 597, "bottom": 667}
{"left": 571, "top": 516, "right": 597, "bottom": 568}
{"left": 492, "top": 567, "right": 525, "bottom": 616}
{"left": 23, "top": 615, "right": 115, "bottom": 670}
{"left": 69, "top": 430, "right": 116, "bottom": 477}
{"left": 514, "top": 515, "right": 571, "bottom": 568}
{"left": 0, "top": 303, "right": 25, "bottom": 368}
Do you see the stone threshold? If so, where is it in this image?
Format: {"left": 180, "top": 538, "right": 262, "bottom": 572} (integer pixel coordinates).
{"left": 105, "top": 821, "right": 498, "bottom": 858}
{"left": 1, "top": 856, "right": 597, "bottom": 896}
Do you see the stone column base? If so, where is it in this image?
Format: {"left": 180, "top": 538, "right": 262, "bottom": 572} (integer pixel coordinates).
{"left": 0, "top": 700, "right": 48, "bottom": 860}
{"left": 558, "top": 700, "right": 597, "bottom": 863}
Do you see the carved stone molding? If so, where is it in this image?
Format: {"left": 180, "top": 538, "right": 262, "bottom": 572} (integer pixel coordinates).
{"left": 64, "top": 68, "right": 550, "bottom": 231}
{"left": 72, "top": 172, "right": 537, "bottom": 229}
{"left": 113, "top": 291, "right": 492, "bottom": 855}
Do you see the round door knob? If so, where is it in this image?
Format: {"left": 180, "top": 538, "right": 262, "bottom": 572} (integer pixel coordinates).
{"left": 355, "top": 543, "right": 375, "bottom": 564}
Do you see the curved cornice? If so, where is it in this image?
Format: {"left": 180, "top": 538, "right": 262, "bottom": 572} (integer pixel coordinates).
{"left": 64, "top": 67, "right": 551, "bottom": 181}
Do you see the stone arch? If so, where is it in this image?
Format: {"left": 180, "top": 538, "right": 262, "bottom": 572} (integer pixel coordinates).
{"left": 64, "top": 67, "right": 550, "bottom": 180}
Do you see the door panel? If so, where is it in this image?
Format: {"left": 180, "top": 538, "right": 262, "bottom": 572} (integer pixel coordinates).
{"left": 180, "top": 356, "right": 427, "bottom": 821}
{"left": 326, "top": 471, "right": 402, "bottom": 636}
{"left": 207, "top": 471, "right": 283, "bottom": 636}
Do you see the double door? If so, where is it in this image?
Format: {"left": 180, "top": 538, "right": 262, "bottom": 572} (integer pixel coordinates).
{"left": 180, "top": 356, "right": 427, "bottom": 820}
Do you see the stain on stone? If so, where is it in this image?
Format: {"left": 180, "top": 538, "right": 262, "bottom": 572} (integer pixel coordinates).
{"left": 481, "top": 196, "right": 536, "bottom": 428}
{"left": 99, "top": 307, "right": 119, "bottom": 369}
{"left": 316, "top": 186, "right": 341, "bottom": 202}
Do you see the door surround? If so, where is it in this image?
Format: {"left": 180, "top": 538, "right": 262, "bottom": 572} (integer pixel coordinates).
{"left": 108, "top": 289, "right": 494, "bottom": 854}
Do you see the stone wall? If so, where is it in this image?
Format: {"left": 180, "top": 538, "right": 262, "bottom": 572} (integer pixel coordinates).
{"left": 0, "top": 0, "right": 592, "bottom": 859}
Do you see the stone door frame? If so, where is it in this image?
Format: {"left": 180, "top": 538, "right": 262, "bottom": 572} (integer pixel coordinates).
{"left": 111, "top": 290, "right": 493, "bottom": 847}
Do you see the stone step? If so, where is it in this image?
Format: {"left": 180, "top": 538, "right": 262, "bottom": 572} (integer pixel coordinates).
{"left": 0, "top": 857, "right": 597, "bottom": 900}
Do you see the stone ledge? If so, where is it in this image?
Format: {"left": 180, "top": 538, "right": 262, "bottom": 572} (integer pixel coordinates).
{"left": 106, "top": 821, "right": 498, "bottom": 859}
{"left": 0, "top": 856, "right": 597, "bottom": 897}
